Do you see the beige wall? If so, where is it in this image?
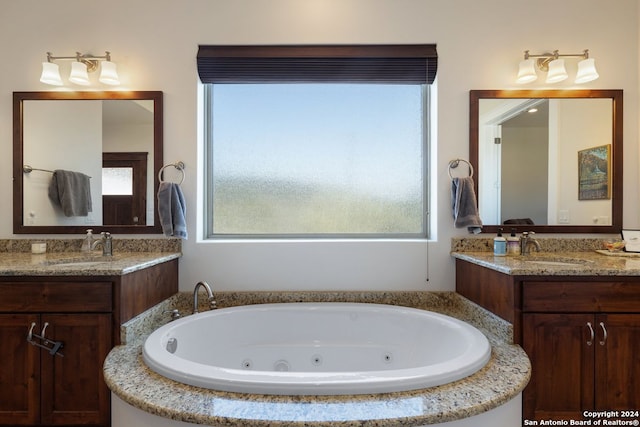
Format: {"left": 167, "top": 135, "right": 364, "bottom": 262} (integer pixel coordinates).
{"left": 1, "top": 0, "right": 638, "bottom": 292}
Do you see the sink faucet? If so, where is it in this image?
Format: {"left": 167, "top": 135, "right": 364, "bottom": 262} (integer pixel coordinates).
{"left": 193, "top": 281, "right": 217, "bottom": 314}
{"left": 520, "top": 231, "right": 542, "bottom": 255}
{"left": 91, "top": 232, "right": 113, "bottom": 256}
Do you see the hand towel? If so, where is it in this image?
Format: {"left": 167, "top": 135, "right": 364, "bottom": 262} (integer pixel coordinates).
{"left": 157, "top": 182, "right": 187, "bottom": 239}
{"left": 451, "top": 176, "right": 482, "bottom": 234}
{"left": 48, "top": 170, "right": 92, "bottom": 217}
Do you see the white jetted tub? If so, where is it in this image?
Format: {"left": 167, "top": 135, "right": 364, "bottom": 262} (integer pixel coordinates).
{"left": 143, "top": 302, "right": 491, "bottom": 395}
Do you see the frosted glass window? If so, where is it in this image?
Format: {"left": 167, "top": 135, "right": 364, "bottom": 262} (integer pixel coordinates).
{"left": 102, "top": 167, "right": 133, "bottom": 195}
{"left": 205, "top": 84, "right": 428, "bottom": 238}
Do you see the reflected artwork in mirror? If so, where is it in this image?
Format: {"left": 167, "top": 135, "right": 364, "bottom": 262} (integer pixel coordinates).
{"left": 13, "top": 91, "right": 163, "bottom": 234}
{"left": 470, "top": 90, "right": 622, "bottom": 234}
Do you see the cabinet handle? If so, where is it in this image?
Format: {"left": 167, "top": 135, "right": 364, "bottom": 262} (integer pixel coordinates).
{"left": 599, "top": 322, "right": 608, "bottom": 346}
{"left": 27, "top": 322, "right": 36, "bottom": 342}
{"left": 26, "top": 322, "right": 64, "bottom": 357}
{"left": 41, "top": 322, "right": 50, "bottom": 345}
{"left": 586, "top": 322, "right": 594, "bottom": 346}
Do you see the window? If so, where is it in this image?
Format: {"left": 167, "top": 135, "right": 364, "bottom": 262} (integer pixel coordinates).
{"left": 198, "top": 45, "right": 437, "bottom": 239}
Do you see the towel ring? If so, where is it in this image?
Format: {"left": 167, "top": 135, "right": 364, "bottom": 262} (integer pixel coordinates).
{"left": 158, "top": 161, "right": 185, "bottom": 185}
{"left": 448, "top": 159, "right": 473, "bottom": 179}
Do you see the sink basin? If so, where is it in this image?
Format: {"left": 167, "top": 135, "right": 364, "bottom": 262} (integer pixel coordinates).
{"left": 523, "top": 260, "right": 583, "bottom": 266}
{"left": 518, "top": 256, "right": 591, "bottom": 267}
{"left": 42, "top": 257, "right": 113, "bottom": 268}
{"left": 48, "top": 261, "right": 111, "bottom": 268}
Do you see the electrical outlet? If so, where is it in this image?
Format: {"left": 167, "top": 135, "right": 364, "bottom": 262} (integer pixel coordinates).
{"left": 593, "top": 216, "right": 610, "bottom": 225}
{"left": 558, "top": 210, "right": 570, "bottom": 224}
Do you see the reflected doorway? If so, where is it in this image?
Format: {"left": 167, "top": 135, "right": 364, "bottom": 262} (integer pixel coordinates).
{"left": 102, "top": 152, "right": 147, "bottom": 225}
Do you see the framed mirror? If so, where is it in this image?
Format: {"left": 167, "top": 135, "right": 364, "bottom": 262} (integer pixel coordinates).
{"left": 470, "top": 89, "right": 622, "bottom": 234}
{"left": 13, "top": 91, "right": 163, "bottom": 234}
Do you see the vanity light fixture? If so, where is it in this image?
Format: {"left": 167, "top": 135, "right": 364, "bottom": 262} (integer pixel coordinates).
{"left": 516, "top": 49, "right": 598, "bottom": 84}
{"left": 40, "top": 51, "right": 120, "bottom": 86}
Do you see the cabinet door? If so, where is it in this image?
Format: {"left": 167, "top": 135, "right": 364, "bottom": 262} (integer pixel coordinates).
{"left": 523, "top": 313, "right": 595, "bottom": 421}
{"left": 595, "top": 314, "right": 640, "bottom": 410}
{"left": 40, "top": 314, "right": 111, "bottom": 426}
{"left": 0, "top": 314, "right": 40, "bottom": 425}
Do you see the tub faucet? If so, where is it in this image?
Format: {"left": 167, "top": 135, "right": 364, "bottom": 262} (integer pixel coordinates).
{"left": 193, "top": 281, "right": 216, "bottom": 314}
{"left": 520, "top": 231, "right": 542, "bottom": 255}
{"left": 91, "top": 232, "right": 113, "bottom": 256}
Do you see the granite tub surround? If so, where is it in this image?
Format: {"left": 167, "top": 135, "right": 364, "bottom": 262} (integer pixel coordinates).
{"left": 104, "top": 291, "right": 530, "bottom": 427}
{"left": 119, "top": 291, "right": 514, "bottom": 347}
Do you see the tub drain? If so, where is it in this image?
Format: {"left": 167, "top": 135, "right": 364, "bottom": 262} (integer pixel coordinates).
{"left": 273, "top": 360, "right": 290, "bottom": 371}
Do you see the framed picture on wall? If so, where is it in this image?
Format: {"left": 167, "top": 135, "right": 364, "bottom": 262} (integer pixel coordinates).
{"left": 578, "top": 144, "right": 611, "bottom": 200}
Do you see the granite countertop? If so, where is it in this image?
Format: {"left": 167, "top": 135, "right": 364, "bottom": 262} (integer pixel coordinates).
{"left": 0, "top": 251, "right": 181, "bottom": 276}
{"left": 104, "top": 292, "right": 530, "bottom": 427}
{"left": 451, "top": 250, "right": 640, "bottom": 276}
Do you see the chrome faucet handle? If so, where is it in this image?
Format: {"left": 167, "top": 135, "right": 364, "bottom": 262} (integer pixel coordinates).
{"left": 521, "top": 231, "right": 541, "bottom": 255}
{"left": 163, "top": 309, "right": 181, "bottom": 321}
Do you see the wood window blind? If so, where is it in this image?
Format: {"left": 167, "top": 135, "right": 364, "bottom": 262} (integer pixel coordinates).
{"left": 197, "top": 45, "right": 437, "bottom": 84}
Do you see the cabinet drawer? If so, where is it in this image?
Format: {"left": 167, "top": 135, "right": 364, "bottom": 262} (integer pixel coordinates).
{"left": 523, "top": 281, "right": 640, "bottom": 312}
{"left": 0, "top": 282, "right": 112, "bottom": 312}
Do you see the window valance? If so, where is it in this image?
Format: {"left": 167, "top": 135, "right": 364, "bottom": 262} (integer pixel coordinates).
{"left": 197, "top": 44, "right": 438, "bottom": 84}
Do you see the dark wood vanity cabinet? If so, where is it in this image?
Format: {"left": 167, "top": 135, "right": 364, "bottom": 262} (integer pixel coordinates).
{"left": 523, "top": 312, "right": 640, "bottom": 420}
{"left": 456, "top": 260, "right": 640, "bottom": 422}
{"left": 0, "top": 259, "right": 178, "bottom": 427}
{"left": 0, "top": 282, "right": 112, "bottom": 426}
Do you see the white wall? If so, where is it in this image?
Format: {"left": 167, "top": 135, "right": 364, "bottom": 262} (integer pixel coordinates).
{"left": 22, "top": 100, "right": 103, "bottom": 225}
{"left": 1, "top": 0, "right": 638, "bottom": 292}
{"left": 103, "top": 116, "right": 155, "bottom": 225}
{"left": 554, "top": 99, "right": 613, "bottom": 225}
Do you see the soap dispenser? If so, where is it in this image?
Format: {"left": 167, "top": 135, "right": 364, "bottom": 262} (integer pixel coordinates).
{"left": 507, "top": 229, "right": 521, "bottom": 256}
{"left": 81, "top": 229, "right": 94, "bottom": 252}
{"left": 493, "top": 228, "right": 507, "bottom": 256}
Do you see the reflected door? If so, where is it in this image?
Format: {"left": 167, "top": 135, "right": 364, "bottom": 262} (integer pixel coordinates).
{"left": 102, "top": 152, "right": 147, "bottom": 225}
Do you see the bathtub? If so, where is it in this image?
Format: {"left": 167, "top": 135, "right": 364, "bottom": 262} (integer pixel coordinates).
{"left": 142, "top": 302, "right": 491, "bottom": 395}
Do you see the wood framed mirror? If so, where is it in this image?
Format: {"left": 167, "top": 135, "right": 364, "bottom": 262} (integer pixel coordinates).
{"left": 13, "top": 91, "right": 163, "bottom": 234}
{"left": 469, "top": 89, "right": 622, "bottom": 234}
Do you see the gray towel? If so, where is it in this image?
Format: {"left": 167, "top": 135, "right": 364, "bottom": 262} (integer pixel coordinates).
{"left": 157, "top": 182, "right": 187, "bottom": 239}
{"left": 451, "top": 177, "right": 482, "bottom": 234}
{"left": 48, "top": 170, "right": 92, "bottom": 217}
